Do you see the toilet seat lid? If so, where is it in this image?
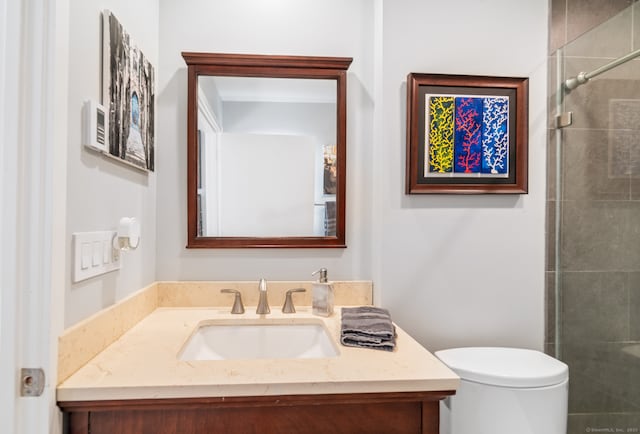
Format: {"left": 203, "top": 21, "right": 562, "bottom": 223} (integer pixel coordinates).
{"left": 435, "top": 347, "right": 568, "bottom": 388}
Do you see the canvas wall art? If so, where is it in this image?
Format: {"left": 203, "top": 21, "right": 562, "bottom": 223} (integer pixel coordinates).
{"left": 103, "top": 10, "right": 155, "bottom": 172}
{"left": 406, "top": 74, "right": 528, "bottom": 194}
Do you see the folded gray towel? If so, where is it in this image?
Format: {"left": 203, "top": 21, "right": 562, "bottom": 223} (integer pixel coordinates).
{"left": 340, "top": 306, "right": 396, "bottom": 351}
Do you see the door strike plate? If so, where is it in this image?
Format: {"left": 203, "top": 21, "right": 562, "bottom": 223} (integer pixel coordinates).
{"left": 20, "top": 368, "right": 45, "bottom": 397}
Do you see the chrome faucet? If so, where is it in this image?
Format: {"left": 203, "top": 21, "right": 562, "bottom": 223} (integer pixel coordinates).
{"left": 256, "top": 278, "right": 270, "bottom": 314}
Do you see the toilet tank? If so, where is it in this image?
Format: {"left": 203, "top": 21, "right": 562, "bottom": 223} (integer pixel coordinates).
{"left": 436, "top": 347, "right": 568, "bottom": 434}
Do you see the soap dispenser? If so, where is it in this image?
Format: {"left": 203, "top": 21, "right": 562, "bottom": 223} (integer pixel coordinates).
{"left": 311, "top": 268, "right": 334, "bottom": 317}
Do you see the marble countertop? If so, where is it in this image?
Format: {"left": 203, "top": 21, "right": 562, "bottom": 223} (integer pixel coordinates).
{"left": 57, "top": 306, "right": 459, "bottom": 402}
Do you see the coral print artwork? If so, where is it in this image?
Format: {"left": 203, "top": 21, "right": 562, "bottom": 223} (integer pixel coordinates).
{"left": 406, "top": 73, "right": 527, "bottom": 194}
{"left": 426, "top": 95, "right": 509, "bottom": 177}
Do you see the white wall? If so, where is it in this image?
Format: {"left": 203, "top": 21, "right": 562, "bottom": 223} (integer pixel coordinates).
{"left": 65, "top": 0, "right": 159, "bottom": 326}
{"left": 376, "top": 0, "right": 548, "bottom": 351}
{"left": 156, "top": 0, "right": 376, "bottom": 281}
{"left": 222, "top": 101, "right": 335, "bottom": 141}
{"left": 219, "top": 133, "right": 316, "bottom": 236}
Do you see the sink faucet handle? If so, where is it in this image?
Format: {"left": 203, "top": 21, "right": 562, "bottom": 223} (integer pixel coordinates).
{"left": 220, "top": 289, "right": 245, "bottom": 314}
{"left": 282, "top": 288, "right": 306, "bottom": 314}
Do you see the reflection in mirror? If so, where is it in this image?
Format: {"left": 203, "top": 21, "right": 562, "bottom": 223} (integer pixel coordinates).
{"left": 196, "top": 76, "right": 337, "bottom": 238}
{"left": 183, "top": 52, "right": 352, "bottom": 248}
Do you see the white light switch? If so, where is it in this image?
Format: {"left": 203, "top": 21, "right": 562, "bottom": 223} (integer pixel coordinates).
{"left": 81, "top": 243, "right": 91, "bottom": 269}
{"left": 72, "top": 231, "right": 120, "bottom": 282}
{"left": 102, "top": 240, "right": 110, "bottom": 264}
{"left": 92, "top": 241, "right": 102, "bottom": 266}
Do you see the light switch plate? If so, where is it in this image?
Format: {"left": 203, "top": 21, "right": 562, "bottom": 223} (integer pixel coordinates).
{"left": 72, "top": 231, "right": 120, "bottom": 282}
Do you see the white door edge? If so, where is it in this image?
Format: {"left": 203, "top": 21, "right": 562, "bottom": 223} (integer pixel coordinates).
{"left": 1, "top": 0, "right": 66, "bottom": 433}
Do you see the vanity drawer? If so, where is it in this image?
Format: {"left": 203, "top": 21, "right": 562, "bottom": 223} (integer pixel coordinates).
{"left": 60, "top": 391, "right": 453, "bottom": 434}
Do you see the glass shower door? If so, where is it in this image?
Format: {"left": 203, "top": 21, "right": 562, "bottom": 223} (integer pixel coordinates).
{"left": 554, "top": 4, "right": 640, "bottom": 433}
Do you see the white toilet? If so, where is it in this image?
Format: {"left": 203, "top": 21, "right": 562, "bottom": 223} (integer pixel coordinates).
{"left": 435, "top": 347, "right": 568, "bottom": 434}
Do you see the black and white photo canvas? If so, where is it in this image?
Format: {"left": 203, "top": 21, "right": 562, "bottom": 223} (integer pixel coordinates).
{"left": 102, "top": 10, "right": 155, "bottom": 171}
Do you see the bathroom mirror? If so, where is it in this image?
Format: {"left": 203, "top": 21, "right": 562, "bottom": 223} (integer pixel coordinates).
{"left": 183, "top": 52, "right": 352, "bottom": 248}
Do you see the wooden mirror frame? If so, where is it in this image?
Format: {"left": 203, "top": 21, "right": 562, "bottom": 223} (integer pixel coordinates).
{"left": 183, "top": 52, "right": 352, "bottom": 248}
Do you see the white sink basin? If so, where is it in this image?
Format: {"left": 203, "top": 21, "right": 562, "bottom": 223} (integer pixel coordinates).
{"left": 178, "top": 321, "right": 339, "bottom": 361}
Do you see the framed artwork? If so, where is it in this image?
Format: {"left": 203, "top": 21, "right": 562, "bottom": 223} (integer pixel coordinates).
{"left": 102, "top": 10, "right": 155, "bottom": 172}
{"left": 406, "top": 73, "right": 528, "bottom": 194}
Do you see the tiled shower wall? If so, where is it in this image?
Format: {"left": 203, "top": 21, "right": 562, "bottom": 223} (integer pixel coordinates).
{"left": 547, "top": 1, "right": 640, "bottom": 433}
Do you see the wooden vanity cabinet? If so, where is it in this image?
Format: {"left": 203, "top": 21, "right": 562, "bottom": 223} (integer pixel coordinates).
{"left": 59, "top": 390, "right": 454, "bottom": 434}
